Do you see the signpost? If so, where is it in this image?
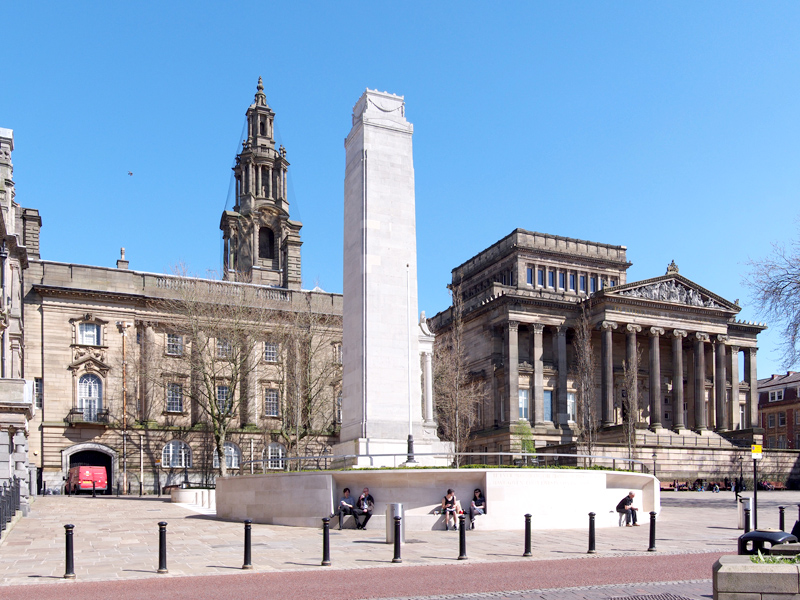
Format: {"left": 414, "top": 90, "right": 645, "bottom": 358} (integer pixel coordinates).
{"left": 752, "top": 445, "right": 762, "bottom": 529}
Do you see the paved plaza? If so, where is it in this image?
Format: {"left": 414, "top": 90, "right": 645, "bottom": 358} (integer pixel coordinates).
{"left": 1, "top": 490, "right": 797, "bottom": 599}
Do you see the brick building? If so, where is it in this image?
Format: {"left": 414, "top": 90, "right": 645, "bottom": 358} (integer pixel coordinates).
{"left": 759, "top": 372, "right": 800, "bottom": 449}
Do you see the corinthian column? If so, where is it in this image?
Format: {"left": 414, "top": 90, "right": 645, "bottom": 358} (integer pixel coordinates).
{"left": 506, "top": 321, "right": 519, "bottom": 423}
{"left": 672, "top": 330, "right": 687, "bottom": 431}
{"left": 730, "top": 344, "right": 740, "bottom": 428}
{"left": 649, "top": 327, "right": 665, "bottom": 430}
{"left": 625, "top": 324, "right": 641, "bottom": 422}
{"left": 601, "top": 321, "right": 618, "bottom": 426}
{"left": 715, "top": 335, "right": 728, "bottom": 432}
{"left": 555, "top": 326, "right": 567, "bottom": 425}
{"left": 423, "top": 351, "right": 434, "bottom": 424}
{"left": 531, "top": 324, "right": 545, "bottom": 424}
{"left": 745, "top": 347, "right": 758, "bottom": 428}
{"left": 694, "top": 332, "right": 709, "bottom": 431}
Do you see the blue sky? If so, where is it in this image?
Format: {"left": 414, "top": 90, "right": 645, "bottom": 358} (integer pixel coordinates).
{"left": 2, "top": 2, "right": 798, "bottom": 377}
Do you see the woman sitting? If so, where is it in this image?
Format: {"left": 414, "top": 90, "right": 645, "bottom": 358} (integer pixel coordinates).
{"left": 441, "top": 489, "right": 461, "bottom": 531}
{"left": 469, "top": 488, "right": 486, "bottom": 530}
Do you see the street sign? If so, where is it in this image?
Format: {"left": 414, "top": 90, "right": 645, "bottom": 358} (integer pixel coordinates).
{"left": 752, "top": 444, "right": 762, "bottom": 460}
{"left": 155, "top": 459, "right": 161, "bottom": 466}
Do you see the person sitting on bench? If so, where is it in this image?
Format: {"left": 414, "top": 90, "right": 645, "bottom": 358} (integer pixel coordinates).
{"left": 616, "top": 491, "right": 639, "bottom": 526}
{"left": 337, "top": 487, "right": 356, "bottom": 530}
{"left": 354, "top": 487, "right": 375, "bottom": 530}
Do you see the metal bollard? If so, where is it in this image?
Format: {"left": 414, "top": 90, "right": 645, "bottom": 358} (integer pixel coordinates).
{"left": 458, "top": 514, "right": 467, "bottom": 560}
{"left": 321, "top": 518, "right": 331, "bottom": 566}
{"left": 648, "top": 511, "right": 657, "bottom": 552}
{"left": 588, "top": 512, "right": 596, "bottom": 554}
{"left": 243, "top": 519, "right": 253, "bottom": 570}
{"left": 157, "top": 522, "right": 168, "bottom": 574}
{"left": 392, "top": 516, "right": 402, "bottom": 563}
{"left": 92, "top": 480, "right": 96, "bottom": 498}
{"left": 139, "top": 482, "right": 143, "bottom": 497}
{"left": 780, "top": 506, "right": 786, "bottom": 531}
{"left": 744, "top": 508, "right": 751, "bottom": 533}
{"left": 64, "top": 524, "right": 76, "bottom": 579}
{"left": 523, "top": 513, "right": 532, "bottom": 557}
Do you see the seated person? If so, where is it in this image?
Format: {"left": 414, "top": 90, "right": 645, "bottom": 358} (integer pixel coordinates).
{"left": 616, "top": 491, "right": 639, "bottom": 526}
{"left": 442, "top": 489, "right": 461, "bottom": 531}
{"left": 469, "top": 488, "right": 486, "bottom": 530}
{"left": 337, "top": 487, "right": 355, "bottom": 530}
{"left": 354, "top": 487, "right": 375, "bottom": 530}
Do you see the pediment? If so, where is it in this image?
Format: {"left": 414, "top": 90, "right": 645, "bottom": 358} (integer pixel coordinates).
{"left": 604, "top": 275, "right": 739, "bottom": 312}
{"left": 69, "top": 349, "right": 111, "bottom": 374}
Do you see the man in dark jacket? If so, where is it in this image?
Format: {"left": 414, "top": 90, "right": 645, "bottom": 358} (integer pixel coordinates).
{"left": 354, "top": 487, "right": 375, "bottom": 530}
{"left": 616, "top": 491, "right": 639, "bottom": 526}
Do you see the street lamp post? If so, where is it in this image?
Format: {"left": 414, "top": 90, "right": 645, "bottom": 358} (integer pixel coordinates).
{"left": 652, "top": 452, "right": 657, "bottom": 479}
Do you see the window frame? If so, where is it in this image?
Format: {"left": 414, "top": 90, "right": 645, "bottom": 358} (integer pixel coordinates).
{"left": 267, "top": 443, "right": 286, "bottom": 470}
{"left": 166, "top": 382, "right": 184, "bottom": 413}
{"left": 216, "top": 338, "right": 232, "bottom": 359}
{"left": 567, "top": 391, "right": 577, "bottom": 422}
{"left": 264, "top": 388, "right": 279, "bottom": 417}
{"left": 162, "top": 440, "right": 192, "bottom": 468}
{"left": 213, "top": 442, "right": 241, "bottom": 470}
{"left": 537, "top": 268, "right": 544, "bottom": 287}
{"left": 216, "top": 385, "right": 231, "bottom": 414}
{"left": 79, "top": 323, "right": 101, "bottom": 346}
{"left": 768, "top": 413, "right": 776, "bottom": 429}
{"left": 34, "top": 378, "right": 43, "bottom": 409}
{"left": 779, "top": 411, "right": 787, "bottom": 427}
{"left": 264, "top": 341, "right": 279, "bottom": 363}
{"left": 78, "top": 373, "right": 103, "bottom": 421}
{"left": 518, "top": 388, "right": 529, "bottom": 420}
{"left": 769, "top": 390, "right": 785, "bottom": 402}
{"left": 166, "top": 333, "right": 183, "bottom": 357}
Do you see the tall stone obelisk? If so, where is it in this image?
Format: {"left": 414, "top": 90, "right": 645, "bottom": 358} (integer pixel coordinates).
{"left": 337, "top": 89, "right": 448, "bottom": 466}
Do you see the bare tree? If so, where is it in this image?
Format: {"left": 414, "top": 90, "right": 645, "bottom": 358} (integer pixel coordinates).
{"left": 269, "top": 293, "right": 342, "bottom": 470}
{"left": 154, "top": 267, "right": 278, "bottom": 477}
{"left": 745, "top": 234, "right": 800, "bottom": 368}
{"left": 621, "top": 343, "right": 642, "bottom": 465}
{"left": 433, "top": 282, "right": 485, "bottom": 466}
{"left": 573, "top": 300, "right": 598, "bottom": 463}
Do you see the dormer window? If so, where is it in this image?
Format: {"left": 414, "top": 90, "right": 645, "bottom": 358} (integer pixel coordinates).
{"left": 769, "top": 390, "right": 784, "bottom": 402}
{"left": 79, "top": 323, "right": 101, "bottom": 346}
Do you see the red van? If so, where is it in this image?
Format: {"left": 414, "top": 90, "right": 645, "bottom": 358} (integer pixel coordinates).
{"left": 66, "top": 466, "right": 108, "bottom": 494}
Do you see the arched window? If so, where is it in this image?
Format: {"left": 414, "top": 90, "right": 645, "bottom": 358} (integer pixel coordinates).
{"left": 213, "top": 442, "right": 241, "bottom": 469}
{"left": 78, "top": 374, "right": 102, "bottom": 421}
{"left": 265, "top": 443, "right": 286, "bottom": 470}
{"left": 259, "top": 227, "right": 275, "bottom": 260}
{"left": 162, "top": 440, "right": 192, "bottom": 468}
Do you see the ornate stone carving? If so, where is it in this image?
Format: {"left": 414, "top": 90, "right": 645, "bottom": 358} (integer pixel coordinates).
{"left": 531, "top": 323, "right": 545, "bottom": 334}
{"left": 625, "top": 324, "right": 642, "bottom": 334}
{"left": 716, "top": 334, "right": 729, "bottom": 344}
{"left": 649, "top": 327, "right": 665, "bottom": 337}
{"left": 695, "top": 332, "right": 709, "bottom": 342}
{"left": 618, "top": 279, "right": 721, "bottom": 308}
{"left": 508, "top": 320, "right": 519, "bottom": 332}
{"left": 672, "top": 329, "right": 687, "bottom": 338}
{"left": 666, "top": 260, "right": 679, "bottom": 274}
{"left": 600, "top": 321, "right": 618, "bottom": 331}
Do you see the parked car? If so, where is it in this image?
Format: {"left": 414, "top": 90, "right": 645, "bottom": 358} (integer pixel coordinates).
{"left": 65, "top": 466, "right": 107, "bottom": 494}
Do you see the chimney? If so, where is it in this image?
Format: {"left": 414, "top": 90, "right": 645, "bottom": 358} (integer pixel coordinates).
{"left": 116, "top": 247, "right": 129, "bottom": 270}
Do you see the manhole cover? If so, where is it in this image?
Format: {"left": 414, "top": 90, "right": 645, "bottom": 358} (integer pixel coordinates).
{"left": 606, "top": 595, "right": 694, "bottom": 600}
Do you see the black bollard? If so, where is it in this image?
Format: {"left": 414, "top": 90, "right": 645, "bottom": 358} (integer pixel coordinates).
{"left": 780, "top": 506, "right": 786, "bottom": 531}
{"left": 64, "top": 524, "right": 76, "bottom": 579}
{"left": 648, "top": 511, "right": 657, "bottom": 552}
{"left": 392, "top": 516, "right": 403, "bottom": 563}
{"left": 523, "top": 513, "right": 532, "bottom": 557}
{"left": 744, "top": 508, "right": 751, "bottom": 533}
{"left": 157, "top": 522, "right": 168, "bottom": 574}
{"left": 243, "top": 519, "right": 253, "bottom": 570}
{"left": 458, "top": 514, "right": 467, "bottom": 560}
{"left": 92, "top": 480, "right": 96, "bottom": 498}
{"left": 321, "top": 518, "right": 331, "bottom": 566}
{"left": 588, "top": 512, "right": 596, "bottom": 554}
{"left": 139, "top": 482, "right": 143, "bottom": 497}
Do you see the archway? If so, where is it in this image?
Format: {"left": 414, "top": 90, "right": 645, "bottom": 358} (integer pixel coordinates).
{"left": 62, "top": 443, "right": 117, "bottom": 495}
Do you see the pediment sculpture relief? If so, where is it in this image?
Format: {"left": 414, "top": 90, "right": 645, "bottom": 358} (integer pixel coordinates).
{"left": 618, "top": 279, "right": 722, "bottom": 309}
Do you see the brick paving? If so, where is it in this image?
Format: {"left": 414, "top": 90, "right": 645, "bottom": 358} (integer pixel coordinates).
{"left": 0, "top": 490, "right": 796, "bottom": 598}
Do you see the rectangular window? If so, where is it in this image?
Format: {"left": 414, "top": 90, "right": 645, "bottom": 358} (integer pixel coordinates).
{"left": 778, "top": 435, "right": 787, "bottom": 449}
{"left": 600, "top": 278, "right": 605, "bottom": 290}
{"left": 518, "top": 389, "right": 529, "bottom": 420}
{"left": 264, "top": 388, "right": 279, "bottom": 417}
{"left": 569, "top": 273, "right": 576, "bottom": 291}
{"left": 166, "top": 383, "right": 183, "bottom": 413}
{"left": 216, "top": 385, "right": 231, "bottom": 413}
{"left": 558, "top": 272, "right": 566, "bottom": 290}
{"left": 264, "top": 342, "right": 278, "bottom": 363}
{"left": 740, "top": 404, "right": 747, "bottom": 429}
{"left": 590, "top": 276, "right": 597, "bottom": 293}
{"left": 336, "top": 391, "right": 343, "bottom": 424}
{"left": 610, "top": 280, "right": 617, "bottom": 287}
{"left": 779, "top": 412, "right": 786, "bottom": 427}
{"left": 579, "top": 275, "right": 586, "bottom": 292}
{"left": 768, "top": 436, "right": 776, "bottom": 449}
{"left": 526, "top": 267, "right": 533, "bottom": 285}
{"left": 567, "top": 392, "right": 577, "bottom": 422}
{"left": 537, "top": 268, "right": 544, "bottom": 287}
{"left": 796, "top": 433, "right": 800, "bottom": 450}
{"left": 769, "top": 390, "right": 785, "bottom": 402}
{"left": 768, "top": 414, "right": 776, "bottom": 428}
{"left": 333, "top": 343, "right": 343, "bottom": 365}
{"left": 217, "top": 338, "right": 232, "bottom": 358}
{"left": 34, "top": 378, "right": 43, "bottom": 409}
{"left": 664, "top": 411, "right": 671, "bottom": 420}
{"left": 795, "top": 410, "right": 800, "bottom": 425}
{"left": 79, "top": 323, "right": 101, "bottom": 346}
{"left": 543, "top": 390, "right": 553, "bottom": 422}
{"left": 548, "top": 271, "right": 555, "bottom": 289}
{"left": 166, "top": 333, "right": 183, "bottom": 356}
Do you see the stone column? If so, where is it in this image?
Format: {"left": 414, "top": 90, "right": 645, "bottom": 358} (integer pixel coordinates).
{"left": 694, "top": 333, "right": 709, "bottom": 431}
{"left": 745, "top": 347, "right": 758, "bottom": 428}
{"left": 422, "top": 350, "right": 434, "bottom": 424}
{"left": 555, "top": 326, "right": 568, "bottom": 425}
{"left": 267, "top": 166, "right": 273, "bottom": 198}
{"left": 625, "top": 324, "right": 641, "bottom": 423}
{"left": 143, "top": 325, "right": 156, "bottom": 421}
{"left": 715, "top": 335, "right": 728, "bottom": 432}
{"left": 649, "top": 328, "right": 665, "bottom": 430}
{"left": 601, "top": 321, "right": 618, "bottom": 427}
{"left": 245, "top": 341, "right": 259, "bottom": 427}
{"left": 730, "top": 344, "right": 740, "bottom": 429}
{"left": 532, "top": 324, "right": 545, "bottom": 424}
{"left": 672, "top": 330, "right": 687, "bottom": 431}
{"left": 255, "top": 165, "right": 261, "bottom": 197}
{"left": 506, "top": 321, "right": 520, "bottom": 424}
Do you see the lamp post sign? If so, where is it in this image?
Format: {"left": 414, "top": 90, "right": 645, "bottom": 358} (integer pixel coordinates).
{"left": 752, "top": 445, "right": 762, "bottom": 529}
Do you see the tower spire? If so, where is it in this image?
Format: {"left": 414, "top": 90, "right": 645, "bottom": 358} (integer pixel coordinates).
{"left": 255, "top": 76, "right": 267, "bottom": 107}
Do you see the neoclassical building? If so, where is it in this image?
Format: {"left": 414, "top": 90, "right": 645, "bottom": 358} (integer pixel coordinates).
{"left": 22, "top": 81, "right": 344, "bottom": 493}
{"left": 430, "top": 229, "right": 765, "bottom": 455}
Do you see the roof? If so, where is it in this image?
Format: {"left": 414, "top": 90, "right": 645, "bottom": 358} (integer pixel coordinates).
{"left": 758, "top": 372, "right": 800, "bottom": 389}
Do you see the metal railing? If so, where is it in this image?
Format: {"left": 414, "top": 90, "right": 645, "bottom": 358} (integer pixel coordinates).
{"left": 0, "top": 477, "right": 21, "bottom": 540}
{"left": 65, "top": 408, "right": 110, "bottom": 425}
{"left": 637, "top": 434, "right": 750, "bottom": 448}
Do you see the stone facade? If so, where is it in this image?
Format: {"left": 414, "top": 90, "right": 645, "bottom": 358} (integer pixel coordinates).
{"left": 20, "top": 81, "right": 344, "bottom": 493}
{"left": 430, "top": 229, "right": 766, "bottom": 457}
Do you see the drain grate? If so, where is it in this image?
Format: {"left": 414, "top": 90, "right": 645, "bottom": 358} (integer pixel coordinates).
{"left": 606, "top": 595, "right": 695, "bottom": 600}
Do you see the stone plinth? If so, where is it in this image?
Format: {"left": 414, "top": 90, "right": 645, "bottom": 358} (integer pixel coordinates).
{"left": 713, "top": 554, "right": 800, "bottom": 599}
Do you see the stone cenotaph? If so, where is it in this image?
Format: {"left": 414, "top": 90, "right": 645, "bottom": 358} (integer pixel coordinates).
{"left": 336, "top": 89, "right": 450, "bottom": 467}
